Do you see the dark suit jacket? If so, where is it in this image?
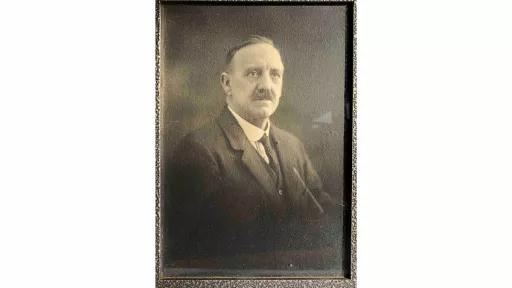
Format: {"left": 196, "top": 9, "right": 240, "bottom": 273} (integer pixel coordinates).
{"left": 163, "top": 107, "right": 338, "bottom": 269}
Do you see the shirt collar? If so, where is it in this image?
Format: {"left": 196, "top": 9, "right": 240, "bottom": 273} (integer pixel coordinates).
{"left": 227, "top": 105, "right": 270, "bottom": 142}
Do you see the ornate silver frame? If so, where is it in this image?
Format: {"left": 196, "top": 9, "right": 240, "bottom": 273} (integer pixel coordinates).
{"left": 155, "top": 1, "right": 356, "bottom": 287}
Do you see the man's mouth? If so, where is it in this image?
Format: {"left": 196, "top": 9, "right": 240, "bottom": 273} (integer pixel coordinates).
{"left": 253, "top": 95, "right": 273, "bottom": 101}
{"left": 253, "top": 91, "right": 273, "bottom": 102}
{"left": 253, "top": 99, "right": 273, "bottom": 104}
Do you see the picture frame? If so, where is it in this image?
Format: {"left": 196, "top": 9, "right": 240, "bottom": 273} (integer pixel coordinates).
{"left": 155, "top": 0, "right": 356, "bottom": 287}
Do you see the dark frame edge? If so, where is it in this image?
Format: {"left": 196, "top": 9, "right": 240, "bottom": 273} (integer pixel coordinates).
{"left": 155, "top": 0, "right": 162, "bottom": 285}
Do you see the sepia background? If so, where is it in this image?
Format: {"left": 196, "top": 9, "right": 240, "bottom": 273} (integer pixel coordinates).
{"left": 160, "top": 4, "right": 351, "bottom": 276}
{"left": 161, "top": 3, "right": 348, "bottom": 204}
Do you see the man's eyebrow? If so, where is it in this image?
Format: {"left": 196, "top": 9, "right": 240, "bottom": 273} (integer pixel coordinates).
{"left": 244, "top": 66, "right": 263, "bottom": 72}
{"left": 243, "top": 64, "right": 284, "bottom": 72}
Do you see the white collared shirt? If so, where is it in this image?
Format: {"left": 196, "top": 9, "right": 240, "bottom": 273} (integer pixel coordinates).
{"left": 227, "top": 105, "right": 271, "bottom": 164}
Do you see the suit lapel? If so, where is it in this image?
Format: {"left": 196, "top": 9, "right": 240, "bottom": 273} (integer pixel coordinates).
{"left": 241, "top": 147, "right": 277, "bottom": 195}
{"left": 271, "top": 126, "right": 302, "bottom": 204}
{"left": 218, "top": 108, "right": 276, "bottom": 196}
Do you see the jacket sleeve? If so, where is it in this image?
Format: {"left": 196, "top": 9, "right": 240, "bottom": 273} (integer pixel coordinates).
{"left": 162, "top": 135, "right": 222, "bottom": 264}
{"left": 290, "top": 141, "right": 342, "bottom": 251}
{"left": 299, "top": 142, "right": 340, "bottom": 220}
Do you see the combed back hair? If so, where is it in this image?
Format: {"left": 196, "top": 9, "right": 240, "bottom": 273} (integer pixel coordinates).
{"left": 225, "top": 35, "right": 278, "bottom": 69}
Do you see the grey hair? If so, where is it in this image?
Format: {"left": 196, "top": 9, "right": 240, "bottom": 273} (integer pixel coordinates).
{"left": 225, "top": 35, "right": 278, "bottom": 68}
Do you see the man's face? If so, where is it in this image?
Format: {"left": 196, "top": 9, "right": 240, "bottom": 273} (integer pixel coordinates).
{"left": 222, "top": 43, "right": 284, "bottom": 126}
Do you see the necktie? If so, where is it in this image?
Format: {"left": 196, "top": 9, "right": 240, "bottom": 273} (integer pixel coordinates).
{"left": 259, "top": 134, "right": 278, "bottom": 175}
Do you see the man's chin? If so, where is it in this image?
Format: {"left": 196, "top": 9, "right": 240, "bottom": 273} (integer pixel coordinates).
{"left": 250, "top": 106, "right": 274, "bottom": 119}
{"left": 252, "top": 100, "right": 275, "bottom": 112}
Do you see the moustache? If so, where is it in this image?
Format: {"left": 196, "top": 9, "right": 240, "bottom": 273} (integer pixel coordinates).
{"left": 252, "top": 89, "right": 275, "bottom": 101}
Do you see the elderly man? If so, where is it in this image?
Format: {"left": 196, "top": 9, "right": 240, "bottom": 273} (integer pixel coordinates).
{"left": 163, "top": 36, "right": 339, "bottom": 271}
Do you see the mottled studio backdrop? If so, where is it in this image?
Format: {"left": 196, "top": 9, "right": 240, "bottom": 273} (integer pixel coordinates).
{"left": 160, "top": 5, "right": 348, "bottom": 209}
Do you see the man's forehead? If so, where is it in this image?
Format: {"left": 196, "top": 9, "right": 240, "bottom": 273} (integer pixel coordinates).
{"left": 231, "top": 43, "right": 284, "bottom": 70}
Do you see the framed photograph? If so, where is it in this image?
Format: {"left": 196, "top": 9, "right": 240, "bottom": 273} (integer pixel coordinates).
{"left": 156, "top": 0, "right": 356, "bottom": 286}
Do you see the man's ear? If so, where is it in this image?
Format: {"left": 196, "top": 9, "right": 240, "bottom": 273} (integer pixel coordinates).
{"left": 220, "top": 72, "right": 231, "bottom": 95}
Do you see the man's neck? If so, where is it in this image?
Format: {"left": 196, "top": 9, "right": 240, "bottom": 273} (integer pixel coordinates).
{"left": 248, "top": 118, "right": 267, "bottom": 130}
{"left": 227, "top": 105, "right": 270, "bottom": 137}
{"left": 227, "top": 105, "right": 268, "bottom": 130}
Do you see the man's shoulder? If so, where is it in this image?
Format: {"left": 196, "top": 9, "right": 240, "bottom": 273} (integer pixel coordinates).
{"left": 272, "top": 125, "right": 299, "bottom": 140}
{"left": 271, "top": 124, "right": 305, "bottom": 151}
{"left": 181, "top": 120, "right": 224, "bottom": 149}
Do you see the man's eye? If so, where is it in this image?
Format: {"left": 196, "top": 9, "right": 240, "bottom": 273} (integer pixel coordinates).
{"left": 271, "top": 72, "right": 281, "bottom": 79}
{"left": 248, "top": 71, "right": 259, "bottom": 78}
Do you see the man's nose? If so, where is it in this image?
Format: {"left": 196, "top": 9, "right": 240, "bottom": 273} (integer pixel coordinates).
{"left": 257, "top": 72, "right": 272, "bottom": 92}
